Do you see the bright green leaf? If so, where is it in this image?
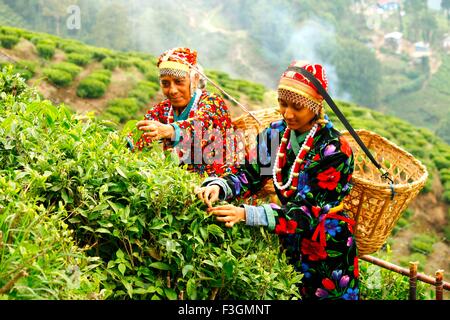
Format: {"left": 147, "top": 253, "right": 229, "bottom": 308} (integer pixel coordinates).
{"left": 164, "top": 288, "right": 177, "bottom": 300}
{"left": 149, "top": 262, "right": 171, "bottom": 270}
{"left": 182, "top": 264, "right": 194, "bottom": 277}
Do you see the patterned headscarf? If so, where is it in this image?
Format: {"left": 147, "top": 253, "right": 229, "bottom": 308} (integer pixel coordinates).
{"left": 278, "top": 60, "right": 328, "bottom": 115}
{"left": 157, "top": 47, "right": 198, "bottom": 79}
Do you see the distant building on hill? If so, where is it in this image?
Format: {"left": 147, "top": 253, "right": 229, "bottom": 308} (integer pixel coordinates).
{"left": 377, "top": 0, "right": 400, "bottom": 11}
{"left": 411, "top": 41, "right": 431, "bottom": 63}
{"left": 384, "top": 31, "right": 403, "bottom": 54}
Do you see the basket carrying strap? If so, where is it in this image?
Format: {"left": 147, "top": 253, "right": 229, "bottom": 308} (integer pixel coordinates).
{"left": 287, "top": 66, "right": 396, "bottom": 199}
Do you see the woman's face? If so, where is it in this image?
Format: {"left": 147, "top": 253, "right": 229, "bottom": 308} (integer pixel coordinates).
{"left": 160, "top": 74, "right": 191, "bottom": 107}
{"left": 279, "top": 98, "right": 316, "bottom": 132}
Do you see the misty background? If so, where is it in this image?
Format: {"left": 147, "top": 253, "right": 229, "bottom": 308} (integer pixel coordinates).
{"left": 0, "top": 0, "right": 449, "bottom": 143}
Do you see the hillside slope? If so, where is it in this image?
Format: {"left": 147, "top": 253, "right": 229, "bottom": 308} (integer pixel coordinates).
{"left": 0, "top": 25, "right": 449, "bottom": 281}
{"left": 383, "top": 56, "right": 450, "bottom": 144}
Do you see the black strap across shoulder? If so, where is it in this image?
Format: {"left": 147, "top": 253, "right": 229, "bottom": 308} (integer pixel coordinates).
{"left": 286, "top": 66, "right": 395, "bottom": 196}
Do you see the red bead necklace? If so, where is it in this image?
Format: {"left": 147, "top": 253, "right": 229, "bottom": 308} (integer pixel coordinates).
{"left": 272, "top": 123, "right": 320, "bottom": 198}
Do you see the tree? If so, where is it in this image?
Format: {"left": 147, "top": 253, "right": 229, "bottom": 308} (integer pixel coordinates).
{"left": 442, "top": 0, "right": 450, "bottom": 20}
{"left": 333, "top": 39, "right": 382, "bottom": 108}
{"left": 418, "top": 12, "right": 438, "bottom": 43}
{"left": 90, "top": 3, "right": 131, "bottom": 51}
{"left": 404, "top": 0, "right": 427, "bottom": 14}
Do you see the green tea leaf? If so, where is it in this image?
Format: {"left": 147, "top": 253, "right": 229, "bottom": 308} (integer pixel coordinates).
{"left": 182, "top": 264, "right": 194, "bottom": 277}
{"left": 164, "top": 288, "right": 177, "bottom": 300}
{"left": 186, "top": 278, "right": 197, "bottom": 300}
{"left": 118, "top": 263, "right": 126, "bottom": 275}
{"left": 149, "top": 262, "right": 171, "bottom": 270}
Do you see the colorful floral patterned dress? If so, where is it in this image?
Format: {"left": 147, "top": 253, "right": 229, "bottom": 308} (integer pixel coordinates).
{"left": 128, "top": 89, "right": 238, "bottom": 176}
{"left": 204, "top": 118, "right": 359, "bottom": 300}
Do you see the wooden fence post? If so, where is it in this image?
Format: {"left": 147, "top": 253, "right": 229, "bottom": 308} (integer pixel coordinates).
{"left": 409, "top": 261, "right": 418, "bottom": 300}
{"left": 435, "top": 270, "right": 444, "bottom": 300}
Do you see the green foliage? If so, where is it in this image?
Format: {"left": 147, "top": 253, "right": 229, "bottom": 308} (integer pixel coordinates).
{"left": 101, "top": 98, "right": 140, "bottom": 123}
{"left": 0, "top": 197, "right": 103, "bottom": 299}
{"left": 0, "top": 65, "right": 29, "bottom": 96}
{"left": 131, "top": 59, "right": 155, "bottom": 74}
{"left": 127, "top": 81, "right": 159, "bottom": 105}
{"left": 385, "top": 56, "right": 450, "bottom": 144}
{"left": 0, "top": 68, "right": 303, "bottom": 300}
{"left": 42, "top": 68, "right": 72, "bottom": 87}
{"left": 329, "top": 100, "right": 450, "bottom": 201}
{"left": 392, "top": 209, "right": 413, "bottom": 235}
{"left": 320, "top": 38, "right": 382, "bottom": 108}
{"left": 88, "top": 69, "right": 112, "bottom": 86}
{"left": 60, "top": 42, "right": 91, "bottom": 55}
{"left": 145, "top": 70, "right": 159, "bottom": 84}
{"left": 67, "top": 53, "right": 92, "bottom": 66}
{"left": 399, "top": 253, "right": 428, "bottom": 272}
{"left": 76, "top": 69, "right": 112, "bottom": 99}
{"left": 0, "top": 60, "right": 36, "bottom": 81}
{"left": 205, "top": 70, "right": 269, "bottom": 103}
{"left": 36, "top": 42, "right": 55, "bottom": 60}
{"left": 0, "top": 34, "right": 20, "bottom": 49}
{"left": 359, "top": 251, "right": 432, "bottom": 300}
{"left": 15, "top": 60, "right": 37, "bottom": 74}
{"left": 76, "top": 78, "right": 107, "bottom": 99}
{"left": 409, "top": 234, "right": 436, "bottom": 255}
{"left": 102, "top": 58, "right": 119, "bottom": 71}
{"left": 50, "top": 62, "right": 82, "bottom": 79}
{"left": 92, "top": 49, "right": 112, "bottom": 62}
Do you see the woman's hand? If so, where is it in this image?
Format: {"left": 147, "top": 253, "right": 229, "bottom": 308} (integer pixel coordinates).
{"left": 207, "top": 205, "right": 245, "bottom": 228}
{"left": 196, "top": 185, "right": 220, "bottom": 208}
{"left": 136, "top": 120, "right": 174, "bottom": 141}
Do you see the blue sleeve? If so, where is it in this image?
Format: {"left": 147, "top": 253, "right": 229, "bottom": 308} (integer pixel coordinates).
{"left": 170, "top": 123, "right": 182, "bottom": 147}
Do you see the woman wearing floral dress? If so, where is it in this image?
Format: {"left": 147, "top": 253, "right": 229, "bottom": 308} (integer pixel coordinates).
{"left": 196, "top": 61, "right": 359, "bottom": 300}
{"left": 127, "top": 47, "right": 238, "bottom": 176}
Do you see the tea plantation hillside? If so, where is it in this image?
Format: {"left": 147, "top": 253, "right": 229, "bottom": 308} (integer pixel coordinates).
{"left": 0, "top": 25, "right": 269, "bottom": 125}
{"left": 0, "top": 26, "right": 449, "bottom": 300}
{"left": 0, "top": 68, "right": 303, "bottom": 300}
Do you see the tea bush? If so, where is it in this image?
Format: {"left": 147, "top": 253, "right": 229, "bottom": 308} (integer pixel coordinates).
{"left": 42, "top": 68, "right": 72, "bottom": 87}
{"left": 76, "top": 69, "right": 112, "bottom": 99}
{"left": 101, "top": 98, "right": 140, "bottom": 123}
{"left": 128, "top": 81, "right": 159, "bottom": 105}
{"left": 89, "top": 69, "right": 112, "bottom": 86}
{"left": 409, "top": 234, "right": 436, "bottom": 255}
{"left": 36, "top": 41, "right": 56, "bottom": 60}
{"left": 50, "top": 62, "right": 82, "bottom": 79}
{"left": 0, "top": 35, "right": 20, "bottom": 49}
{"left": 67, "top": 53, "right": 92, "bottom": 66}
{"left": 102, "top": 58, "right": 119, "bottom": 71}
{"left": 0, "top": 68, "right": 303, "bottom": 300}
{"left": 76, "top": 78, "right": 107, "bottom": 98}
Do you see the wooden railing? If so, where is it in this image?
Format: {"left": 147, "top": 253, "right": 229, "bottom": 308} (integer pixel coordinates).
{"left": 361, "top": 255, "right": 449, "bottom": 300}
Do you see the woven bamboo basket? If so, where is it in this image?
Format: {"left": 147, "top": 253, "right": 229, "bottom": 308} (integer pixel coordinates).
{"left": 233, "top": 109, "right": 281, "bottom": 201}
{"left": 340, "top": 129, "right": 428, "bottom": 255}
{"left": 232, "top": 109, "right": 429, "bottom": 255}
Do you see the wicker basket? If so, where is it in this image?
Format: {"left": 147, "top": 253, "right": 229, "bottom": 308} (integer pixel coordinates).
{"left": 232, "top": 109, "right": 429, "bottom": 256}
{"left": 341, "top": 129, "right": 428, "bottom": 255}
{"left": 232, "top": 109, "right": 282, "bottom": 132}
{"left": 233, "top": 109, "right": 281, "bottom": 201}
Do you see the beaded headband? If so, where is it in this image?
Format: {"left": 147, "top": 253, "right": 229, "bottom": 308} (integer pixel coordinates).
{"left": 278, "top": 60, "right": 328, "bottom": 115}
{"left": 157, "top": 47, "right": 197, "bottom": 79}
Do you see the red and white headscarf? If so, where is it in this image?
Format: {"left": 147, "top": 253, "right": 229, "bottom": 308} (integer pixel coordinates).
{"left": 278, "top": 60, "right": 328, "bottom": 115}
{"left": 157, "top": 47, "right": 198, "bottom": 79}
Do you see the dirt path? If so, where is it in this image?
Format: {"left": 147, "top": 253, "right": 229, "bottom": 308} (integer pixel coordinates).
{"left": 0, "top": 39, "right": 39, "bottom": 61}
